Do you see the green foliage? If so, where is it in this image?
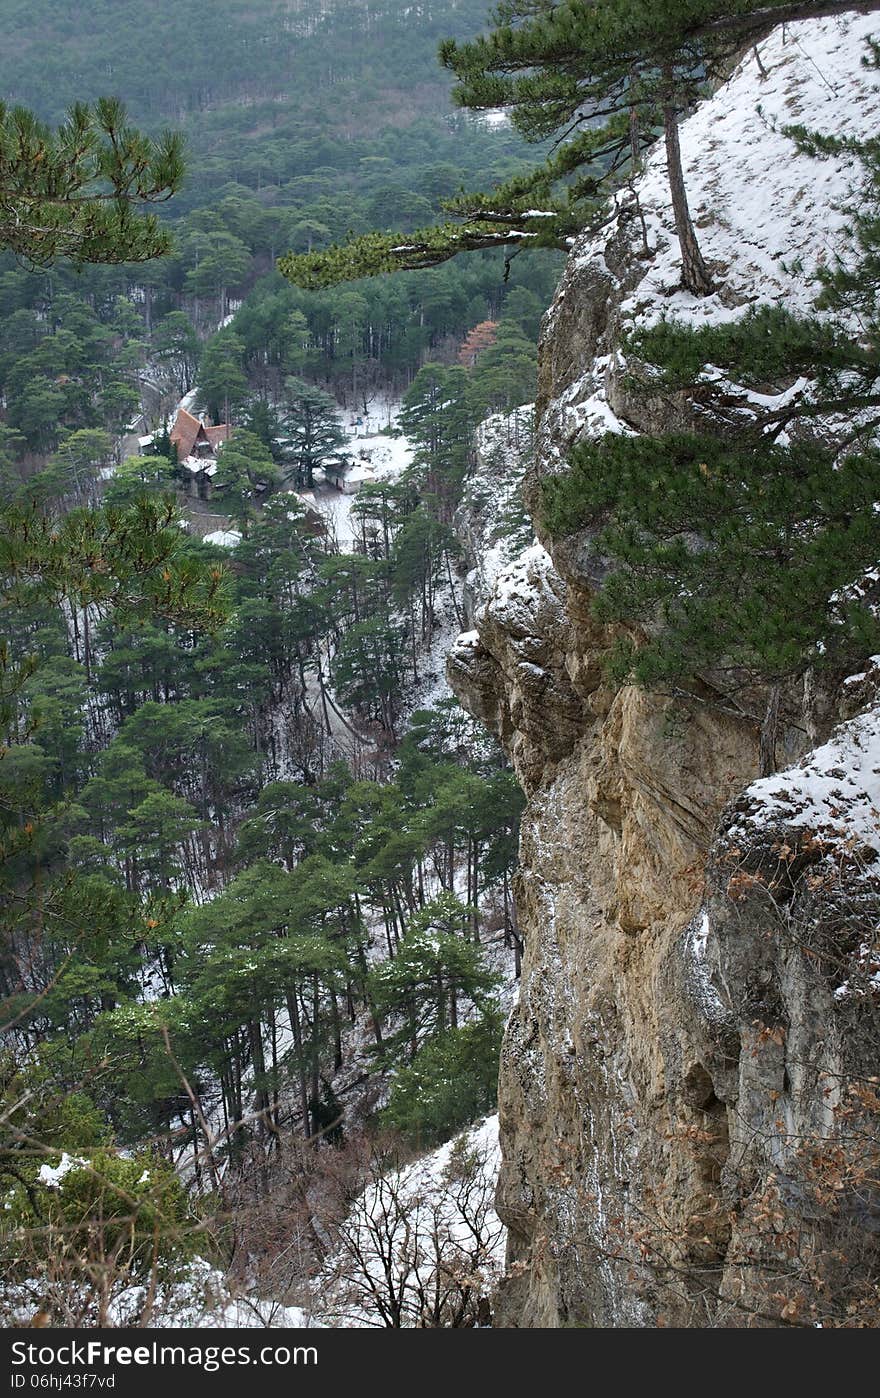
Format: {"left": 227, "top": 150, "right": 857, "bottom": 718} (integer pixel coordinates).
{"left": 153, "top": 312, "right": 201, "bottom": 395}
{"left": 0, "top": 3, "right": 532, "bottom": 1248}
{"left": 4, "top": 1146, "right": 195, "bottom": 1284}
{"left": 0, "top": 97, "right": 183, "bottom": 265}
{"left": 0, "top": 498, "right": 230, "bottom": 641}
{"left": 211, "top": 428, "right": 280, "bottom": 528}
{"left": 197, "top": 329, "right": 249, "bottom": 423}
{"left": 369, "top": 894, "right": 499, "bottom": 1061}
{"left": 540, "top": 122, "right": 880, "bottom": 712}
{"left": 542, "top": 430, "right": 880, "bottom": 688}
{"left": 278, "top": 377, "right": 347, "bottom": 488}
{"left": 469, "top": 321, "right": 537, "bottom": 418}
{"left": 279, "top": 0, "right": 752, "bottom": 289}
{"left": 382, "top": 1011, "right": 503, "bottom": 1145}
{"left": 101, "top": 455, "right": 178, "bottom": 510}
{"left": 280, "top": 217, "right": 559, "bottom": 288}
{"left": 627, "top": 129, "right": 880, "bottom": 428}
{"left": 29, "top": 430, "right": 115, "bottom": 509}
{"left": 398, "top": 362, "right": 477, "bottom": 519}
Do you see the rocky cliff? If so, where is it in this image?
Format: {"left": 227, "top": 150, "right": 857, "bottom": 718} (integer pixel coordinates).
{"left": 448, "top": 15, "right": 880, "bottom": 1327}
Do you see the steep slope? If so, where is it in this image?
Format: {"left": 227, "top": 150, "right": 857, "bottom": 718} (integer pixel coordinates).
{"left": 449, "top": 14, "right": 880, "bottom": 1327}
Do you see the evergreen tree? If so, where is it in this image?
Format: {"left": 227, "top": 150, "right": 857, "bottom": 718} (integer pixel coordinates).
{"left": 382, "top": 1011, "right": 503, "bottom": 1146}
{"left": 542, "top": 431, "right": 880, "bottom": 772}
{"left": 153, "top": 312, "right": 201, "bottom": 395}
{"left": 625, "top": 127, "right": 880, "bottom": 433}
{"left": 280, "top": 2, "right": 880, "bottom": 297}
{"left": 468, "top": 321, "right": 537, "bottom": 419}
{"left": 0, "top": 98, "right": 183, "bottom": 265}
{"left": 369, "top": 895, "right": 498, "bottom": 1064}
{"left": 32, "top": 429, "right": 115, "bottom": 510}
{"left": 101, "top": 454, "right": 178, "bottom": 510}
{"left": 541, "top": 123, "right": 880, "bottom": 772}
{"left": 278, "top": 376, "right": 347, "bottom": 488}
{"left": 211, "top": 428, "right": 280, "bottom": 530}
{"left": 197, "top": 329, "right": 249, "bottom": 423}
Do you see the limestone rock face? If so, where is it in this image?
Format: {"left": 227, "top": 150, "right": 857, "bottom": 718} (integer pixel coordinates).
{"left": 448, "top": 18, "right": 880, "bottom": 1328}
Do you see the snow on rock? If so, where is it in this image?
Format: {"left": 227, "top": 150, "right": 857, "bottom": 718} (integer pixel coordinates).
{"left": 488, "top": 542, "right": 560, "bottom": 632}
{"left": 455, "top": 405, "right": 537, "bottom": 626}
{"left": 617, "top": 13, "right": 880, "bottom": 330}
{"left": 449, "top": 543, "right": 560, "bottom": 685}
{"left": 537, "top": 12, "right": 880, "bottom": 474}
{"left": 462, "top": 19, "right": 880, "bottom": 697}
{"left": 729, "top": 705, "right": 880, "bottom": 863}
{"left": 834, "top": 941, "right": 880, "bottom": 1002}
{"left": 543, "top": 357, "right": 634, "bottom": 453}
{"left": 314, "top": 1115, "right": 504, "bottom": 1327}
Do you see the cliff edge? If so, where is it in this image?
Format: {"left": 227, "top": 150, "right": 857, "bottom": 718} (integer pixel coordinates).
{"left": 449, "top": 14, "right": 880, "bottom": 1327}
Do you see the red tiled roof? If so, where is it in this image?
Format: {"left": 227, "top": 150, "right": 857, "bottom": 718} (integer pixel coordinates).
{"left": 170, "top": 409, "right": 231, "bottom": 460}
{"left": 170, "top": 407, "right": 202, "bottom": 460}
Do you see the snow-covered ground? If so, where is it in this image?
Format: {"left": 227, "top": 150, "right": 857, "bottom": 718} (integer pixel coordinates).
{"left": 307, "top": 1114, "right": 504, "bottom": 1328}
{"left": 310, "top": 393, "right": 416, "bottom": 551}
{"left": 730, "top": 705, "right": 880, "bottom": 861}
{"left": 615, "top": 14, "right": 880, "bottom": 331}
{"left": 4, "top": 1116, "right": 504, "bottom": 1328}
{"left": 536, "top": 13, "right": 880, "bottom": 461}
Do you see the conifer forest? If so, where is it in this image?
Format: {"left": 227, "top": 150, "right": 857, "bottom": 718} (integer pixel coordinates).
{"left": 2, "top": 0, "right": 880, "bottom": 1338}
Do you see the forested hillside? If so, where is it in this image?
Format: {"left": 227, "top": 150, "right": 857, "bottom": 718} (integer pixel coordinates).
{"left": 0, "top": 0, "right": 546, "bottom": 1329}
{"left": 4, "top": 0, "right": 879, "bottom": 1337}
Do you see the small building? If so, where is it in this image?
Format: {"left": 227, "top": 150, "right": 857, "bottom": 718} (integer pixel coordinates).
{"left": 203, "top": 528, "right": 242, "bottom": 550}
{"left": 344, "top": 464, "right": 377, "bottom": 495}
{"left": 325, "top": 458, "right": 376, "bottom": 495}
{"left": 170, "top": 407, "right": 231, "bottom": 501}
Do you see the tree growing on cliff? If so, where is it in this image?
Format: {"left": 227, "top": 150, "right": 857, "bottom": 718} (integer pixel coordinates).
{"left": 279, "top": 2, "right": 880, "bottom": 298}
{"left": 541, "top": 129, "right": 880, "bottom": 773}
{"left": 625, "top": 122, "right": 880, "bottom": 432}
{"left": 542, "top": 430, "right": 880, "bottom": 769}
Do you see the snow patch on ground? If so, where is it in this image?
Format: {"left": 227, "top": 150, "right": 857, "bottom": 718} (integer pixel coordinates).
{"left": 310, "top": 396, "right": 415, "bottom": 551}
{"left": 37, "top": 1154, "right": 88, "bottom": 1188}
{"left": 314, "top": 1115, "right": 504, "bottom": 1327}
{"left": 536, "top": 13, "right": 880, "bottom": 473}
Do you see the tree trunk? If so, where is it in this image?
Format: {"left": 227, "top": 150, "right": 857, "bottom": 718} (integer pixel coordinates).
{"left": 286, "top": 987, "right": 311, "bottom": 1140}
{"left": 759, "top": 682, "right": 782, "bottom": 777}
{"left": 662, "top": 68, "right": 713, "bottom": 297}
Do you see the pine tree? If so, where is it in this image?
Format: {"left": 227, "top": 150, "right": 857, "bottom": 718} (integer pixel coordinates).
{"left": 625, "top": 127, "right": 880, "bottom": 432}
{"left": 0, "top": 98, "right": 183, "bottom": 266}
{"left": 278, "top": 377, "right": 347, "bottom": 488}
{"left": 211, "top": 428, "right": 280, "bottom": 530}
{"left": 197, "top": 329, "right": 249, "bottom": 424}
{"left": 542, "top": 431, "right": 880, "bottom": 775}
{"left": 540, "top": 123, "right": 880, "bottom": 772}
{"left": 279, "top": 2, "right": 880, "bottom": 296}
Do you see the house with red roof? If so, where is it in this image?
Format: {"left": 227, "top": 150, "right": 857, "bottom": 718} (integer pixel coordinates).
{"left": 170, "top": 407, "right": 231, "bottom": 500}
